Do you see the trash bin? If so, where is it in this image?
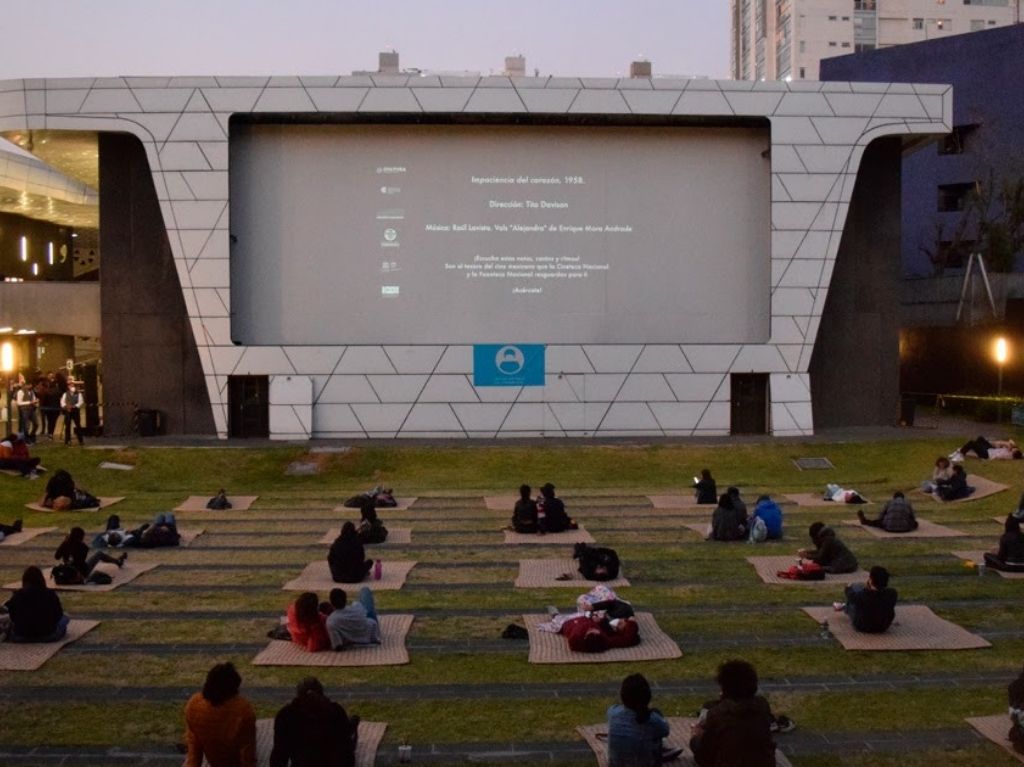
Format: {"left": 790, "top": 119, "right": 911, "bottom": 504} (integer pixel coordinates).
{"left": 899, "top": 397, "right": 916, "bottom": 427}
{"left": 134, "top": 408, "right": 163, "bottom": 437}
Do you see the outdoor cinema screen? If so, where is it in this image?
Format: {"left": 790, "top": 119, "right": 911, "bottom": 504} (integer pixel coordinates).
{"left": 229, "top": 122, "right": 770, "bottom": 346}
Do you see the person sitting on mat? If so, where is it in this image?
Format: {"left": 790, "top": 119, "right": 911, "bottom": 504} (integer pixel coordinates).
{"left": 286, "top": 591, "right": 330, "bottom": 653}
{"left": 511, "top": 484, "right": 540, "bottom": 534}
{"left": 953, "top": 436, "right": 1022, "bottom": 461}
{"left": 0, "top": 433, "right": 41, "bottom": 477}
{"left": 328, "top": 521, "right": 373, "bottom": 583}
{"left": 355, "top": 496, "right": 388, "bottom": 544}
{"left": 325, "top": 586, "right": 381, "bottom": 650}
{"left": 693, "top": 468, "right": 717, "bottom": 505}
{"left": 921, "top": 456, "right": 953, "bottom": 494}
{"left": 750, "top": 496, "right": 784, "bottom": 541}
{"left": 1008, "top": 664, "right": 1024, "bottom": 755}
{"left": 537, "top": 483, "right": 578, "bottom": 534}
{"left": 607, "top": 673, "right": 682, "bottom": 767}
{"left": 709, "top": 492, "right": 747, "bottom": 542}
{"left": 54, "top": 527, "right": 126, "bottom": 583}
{"left": 934, "top": 464, "right": 971, "bottom": 501}
{"left": 832, "top": 565, "right": 897, "bottom": 633}
{"left": 184, "top": 662, "right": 257, "bottom": 767}
{"left": 857, "top": 491, "right": 918, "bottom": 533}
{"left": 0, "top": 517, "right": 23, "bottom": 541}
{"left": 690, "top": 659, "right": 776, "bottom": 767}
{"left": 3, "top": 565, "right": 69, "bottom": 642}
{"left": 270, "top": 676, "right": 360, "bottom": 767}
{"left": 984, "top": 515, "right": 1024, "bottom": 573}
{"left": 798, "top": 522, "right": 859, "bottom": 574}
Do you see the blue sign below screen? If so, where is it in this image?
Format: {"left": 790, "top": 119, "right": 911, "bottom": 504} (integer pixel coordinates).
{"left": 473, "top": 344, "right": 545, "bottom": 387}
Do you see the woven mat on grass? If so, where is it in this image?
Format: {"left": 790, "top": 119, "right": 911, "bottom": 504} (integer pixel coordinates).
{"left": 2, "top": 561, "right": 159, "bottom": 592}
{"left": 0, "top": 619, "right": 100, "bottom": 671}
{"left": 966, "top": 715, "right": 1024, "bottom": 764}
{"left": 176, "top": 528, "right": 205, "bottom": 547}
{"left": 524, "top": 612, "right": 681, "bottom": 664}
{"left": 0, "top": 526, "right": 57, "bottom": 546}
{"left": 334, "top": 497, "right": 417, "bottom": 512}
{"left": 319, "top": 528, "right": 412, "bottom": 545}
{"left": 747, "top": 556, "right": 867, "bottom": 585}
{"left": 514, "top": 559, "right": 630, "bottom": 588}
{"left": 784, "top": 493, "right": 872, "bottom": 507}
{"left": 174, "top": 495, "right": 259, "bottom": 512}
{"left": 282, "top": 560, "right": 415, "bottom": 591}
{"left": 184, "top": 718, "right": 387, "bottom": 767}
{"left": 919, "top": 475, "right": 1009, "bottom": 504}
{"left": 252, "top": 615, "right": 413, "bottom": 667}
{"left": 25, "top": 496, "right": 125, "bottom": 513}
{"left": 802, "top": 605, "right": 991, "bottom": 650}
{"left": 841, "top": 518, "right": 967, "bottom": 538}
{"left": 951, "top": 551, "right": 1024, "bottom": 579}
{"left": 504, "top": 527, "right": 595, "bottom": 545}
{"left": 578, "top": 717, "right": 793, "bottom": 767}
{"left": 648, "top": 495, "right": 706, "bottom": 509}
{"left": 681, "top": 521, "right": 710, "bottom": 538}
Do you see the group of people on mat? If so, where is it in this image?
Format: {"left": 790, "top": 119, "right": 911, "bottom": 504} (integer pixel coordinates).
{"left": 510, "top": 482, "right": 579, "bottom": 534}
{"left": 282, "top": 587, "right": 381, "bottom": 652}
{"left": 920, "top": 456, "right": 972, "bottom": 501}
{"left": 705, "top": 488, "right": 784, "bottom": 543}
{"left": 949, "top": 436, "right": 1022, "bottom": 462}
{"left": 183, "top": 662, "right": 362, "bottom": 767}
{"left": 0, "top": 432, "right": 43, "bottom": 478}
{"left": 540, "top": 584, "right": 640, "bottom": 653}
{"left": 607, "top": 661, "right": 789, "bottom": 767}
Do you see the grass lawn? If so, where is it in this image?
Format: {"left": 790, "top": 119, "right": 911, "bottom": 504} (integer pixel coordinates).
{"left": 0, "top": 434, "right": 1022, "bottom": 764}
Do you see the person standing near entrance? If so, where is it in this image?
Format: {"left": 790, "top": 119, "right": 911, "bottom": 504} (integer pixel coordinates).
{"left": 60, "top": 382, "right": 84, "bottom": 446}
{"left": 16, "top": 382, "right": 38, "bottom": 443}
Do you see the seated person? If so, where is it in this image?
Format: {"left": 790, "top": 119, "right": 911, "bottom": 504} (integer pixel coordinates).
{"left": 727, "top": 486, "right": 747, "bottom": 518}
{"left": 327, "top": 522, "right": 373, "bottom": 583}
{"left": 693, "top": 469, "right": 717, "bottom": 505}
{"left": 0, "top": 517, "right": 24, "bottom": 541}
{"left": 798, "top": 522, "right": 859, "bottom": 574}
{"left": 834, "top": 565, "right": 897, "bottom": 633}
{"left": 921, "top": 456, "right": 952, "bottom": 493}
{"left": 750, "top": 496, "right": 783, "bottom": 541}
{"left": 355, "top": 497, "right": 388, "bottom": 544}
{"left": 40, "top": 469, "right": 97, "bottom": 510}
{"left": 325, "top": 586, "right": 381, "bottom": 649}
{"left": 606, "top": 673, "right": 679, "bottom": 767}
{"left": 54, "top": 527, "right": 126, "bottom": 583}
{"left": 184, "top": 662, "right": 257, "bottom": 767}
{"left": 955, "top": 436, "right": 1022, "bottom": 460}
{"left": 858, "top": 491, "right": 918, "bottom": 533}
{"left": 934, "top": 464, "right": 971, "bottom": 501}
{"left": 270, "top": 676, "right": 359, "bottom": 767}
{"left": 511, "top": 484, "right": 539, "bottom": 534}
{"left": 537, "top": 483, "right": 577, "bottom": 533}
{"left": 1009, "top": 664, "right": 1024, "bottom": 755}
{"left": 710, "top": 493, "right": 747, "bottom": 542}
{"left": 690, "top": 659, "right": 775, "bottom": 767}
{"left": 3, "top": 565, "right": 69, "bottom": 642}
{"left": 984, "top": 515, "right": 1024, "bottom": 573}
{"left": 286, "top": 592, "right": 330, "bottom": 653}
{"left": 0, "top": 433, "right": 42, "bottom": 477}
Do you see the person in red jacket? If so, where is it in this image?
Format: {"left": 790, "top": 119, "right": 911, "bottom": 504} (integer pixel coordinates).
{"left": 286, "top": 592, "right": 330, "bottom": 653}
{"left": 560, "top": 613, "right": 639, "bottom": 653}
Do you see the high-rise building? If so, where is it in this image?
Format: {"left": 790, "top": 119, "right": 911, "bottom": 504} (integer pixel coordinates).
{"left": 732, "top": 0, "right": 1022, "bottom": 81}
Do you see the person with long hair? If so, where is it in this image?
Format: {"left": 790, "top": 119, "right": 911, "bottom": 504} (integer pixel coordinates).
{"left": 183, "top": 662, "right": 257, "bottom": 767}
{"left": 286, "top": 592, "right": 330, "bottom": 653}
{"left": 327, "top": 521, "right": 373, "bottom": 583}
{"left": 4, "top": 566, "right": 69, "bottom": 642}
{"left": 54, "top": 527, "right": 125, "bottom": 583}
{"left": 690, "top": 660, "right": 776, "bottom": 766}
{"left": 606, "top": 673, "right": 679, "bottom": 766}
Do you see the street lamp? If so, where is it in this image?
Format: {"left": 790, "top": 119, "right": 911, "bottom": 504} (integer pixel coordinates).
{"left": 995, "top": 336, "right": 1009, "bottom": 423}
{"left": 1, "top": 341, "right": 13, "bottom": 435}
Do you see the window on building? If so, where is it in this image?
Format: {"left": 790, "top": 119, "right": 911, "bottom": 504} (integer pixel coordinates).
{"left": 855, "top": 43, "right": 877, "bottom": 52}
{"left": 964, "top": 0, "right": 1009, "bottom": 6}
{"left": 799, "top": 40, "right": 806, "bottom": 52}
{"left": 828, "top": 15, "right": 837, "bottom": 20}
{"left": 937, "top": 182, "right": 977, "bottom": 212}
{"left": 854, "top": 0, "right": 876, "bottom": 8}
{"left": 970, "top": 18, "right": 985, "bottom": 30}
{"left": 912, "top": 17, "right": 924, "bottom": 28}
{"left": 842, "top": 16, "right": 850, "bottom": 20}
{"left": 938, "top": 124, "right": 979, "bottom": 155}
{"left": 841, "top": 41, "right": 851, "bottom": 47}
{"left": 828, "top": 41, "right": 838, "bottom": 46}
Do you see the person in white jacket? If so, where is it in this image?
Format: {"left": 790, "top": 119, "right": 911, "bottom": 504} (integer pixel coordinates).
{"left": 15, "top": 382, "right": 38, "bottom": 442}
{"left": 60, "top": 383, "right": 85, "bottom": 446}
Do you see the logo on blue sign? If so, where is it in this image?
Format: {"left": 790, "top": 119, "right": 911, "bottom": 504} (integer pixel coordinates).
{"left": 473, "top": 344, "right": 545, "bottom": 387}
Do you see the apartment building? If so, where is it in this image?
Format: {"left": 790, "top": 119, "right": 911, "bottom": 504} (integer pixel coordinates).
{"left": 732, "top": 0, "right": 1021, "bottom": 80}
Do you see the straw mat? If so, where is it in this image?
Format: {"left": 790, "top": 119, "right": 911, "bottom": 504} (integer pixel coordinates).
{"left": 174, "top": 495, "right": 259, "bottom": 512}
{"left": 841, "top": 518, "right": 966, "bottom": 538}
{"left": 802, "top": 605, "right": 991, "bottom": 650}
{"left": 0, "top": 526, "right": 57, "bottom": 546}
{"left": 319, "top": 528, "right": 412, "bottom": 545}
{"left": 784, "top": 493, "right": 871, "bottom": 507}
{"left": 282, "top": 560, "right": 415, "bottom": 591}
{"left": 1, "top": 561, "right": 159, "bottom": 592}
{"left": 25, "top": 497, "right": 125, "bottom": 513}
{"left": 921, "top": 475, "right": 1009, "bottom": 504}
{"left": 504, "top": 528, "right": 595, "bottom": 545}
{"left": 514, "top": 559, "right": 630, "bottom": 588}
{"left": 524, "top": 612, "right": 681, "bottom": 664}
{"left": 0, "top": 619, "right": 99, "bottom": 671}
{"left": 252, "top": 615, "right": 413, "bottom": 667}
{"left": 951, "top": 551, "right": 1024, "bottom": 580}
{"left": 747, "top": 556, "right": 867, "bottom": 585}
{"left": 966, "top": 715, "right": 1024, "bottom": 764}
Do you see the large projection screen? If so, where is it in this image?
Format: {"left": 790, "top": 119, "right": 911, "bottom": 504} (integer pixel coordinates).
{"left": 230, "top": 123, "right": 770, "bottom": 345}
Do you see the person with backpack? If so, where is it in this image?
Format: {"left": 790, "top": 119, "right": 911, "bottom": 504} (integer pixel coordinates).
{"left": 270, "top": 676, "right": 360, "bottom": 767}
{"left": 184, "top": 662, "right": 257, "bottom": 767}
{"left": 3, "top": 566, "right": 69, "bottom": 642}
{"left": 857, "top": 491, "right": 918, "bottom": 533}
{"left": 606, "top": 673, "right": 681, "bottom": 766}
{"left": 798, "top": 522, "right": 859, "bottom": 574}
{"left": 537, "top": 483, "right": 577, "bottom": 534}
{"left": 749, "top": 496, "right": 783, "bottom": 541}
{"left": 327, "top": 522, "right": 373, "bottom": 583}
{"left": 574, "top": 543, "right": 621, "bottom": 581}
{"left": 54, "top": 527, "right": 125, "bottom": 584}
{"left": 511, "top": 484, "right": 539, "bottom": 534}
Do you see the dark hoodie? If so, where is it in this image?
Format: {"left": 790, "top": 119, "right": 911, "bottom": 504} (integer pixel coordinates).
{"left": 807, "top": 526, "right": 859, "bottom": 574}
{"left": 269, "top": 691, "right": 357, "bottom": 767}
{"left": 691, "top": 696, "right": 776, "bottom": 767}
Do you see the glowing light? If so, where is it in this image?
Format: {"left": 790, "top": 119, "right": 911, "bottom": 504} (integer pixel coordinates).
{"left": 0, "top": 342, "right": 13, "bottom": 373}
{"left": 995, "top": 337, "right": 1009, "bottom": 365}
{"left": 48, "top": 242, "right": 54, "bottom": 265}
{"left": 31, "top": 263, "right": 38, "bottom": 276}
{"left": 19, "top": 236, "right": 27, "bottom": 261}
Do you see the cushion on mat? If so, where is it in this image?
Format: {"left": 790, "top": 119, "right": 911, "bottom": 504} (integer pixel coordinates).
{"left": 282, "top": 560, "right": 415, "bottom": 591}
{"left": 747, "top": 556, "right": 867, "bottom": 585}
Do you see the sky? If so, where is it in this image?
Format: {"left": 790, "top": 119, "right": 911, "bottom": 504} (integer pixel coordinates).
{"left": 0, "top": 1, "right": 731, "bottom": 81}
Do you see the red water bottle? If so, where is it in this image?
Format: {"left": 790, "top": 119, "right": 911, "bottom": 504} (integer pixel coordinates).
{"left": 373, "top": 559, "right": 382, "bottom": 580}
